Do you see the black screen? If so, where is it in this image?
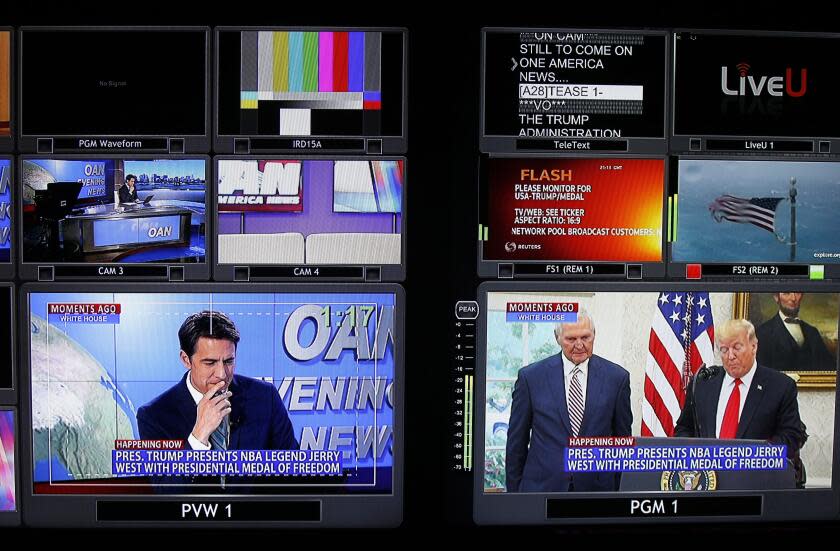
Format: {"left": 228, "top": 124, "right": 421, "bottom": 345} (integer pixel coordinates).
{"left": 0, "top": 286, "right": 10, "bottom": 389}
{"left": 483, "top": 31, "right": 666, "bottom": 139}
{"left": 673, "top": 32, "right": 840, "bottom": 138}
{"left": 20, "top": 29, "right": 207, "bottom": 136}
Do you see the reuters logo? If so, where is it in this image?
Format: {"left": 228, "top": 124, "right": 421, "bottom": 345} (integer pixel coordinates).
{"left": 505, "top": 242, "right": 517, "bottom": 253}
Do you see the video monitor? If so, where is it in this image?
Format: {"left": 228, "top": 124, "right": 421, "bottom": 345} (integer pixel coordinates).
{"left": 19, "top": 27, "right": 210, "bottom": 154}
{"left": 215, "top": 28, "right": 407, "bottom": 154}
{"left": 672, "top": 31, "right": 840, "bottom": 154}
{"left": 0, "top": 29, "right": 11, "bottom": 152}
{"left": 478, "top": 156, "right": 665, "bottom": 279}
{"left": 669, "top": 158, "right": 840, "bottom": 280}
{"left": 0, "top": 284, "right": 13, "bottom": 404}
{"left": 215, "top": 157, "right": 404, "bottom": 281}
{"left": 481, "top": 29, "right": 668, "bottom": 154}
{"left": 19, "top": 156, "right": 210, "bottom": 281}
{"left": 0, "top": 157, "right": 12, "bottom": 278}
{"left": 476, "top": 282, "right": 839, "bottom": 525}
{"left": 20, "top": 283, "right": 403, "bottom": 527}
{"left": 0, "top": 408, "right": 18, "bottom": 525}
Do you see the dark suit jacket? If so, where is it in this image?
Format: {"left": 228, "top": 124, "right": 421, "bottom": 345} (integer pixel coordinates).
{"left": 137, "top": 373, "right": 299, "bottom": 492}
{"left": 674, "top": 365, "right": 806, "bottom": 458}
{"left": 138, "top": 372, "right": 298, "bottom": 450}
{"left": 505, "top": 353, "right": 632, "bottom": 493}
{"left": 756, "top": 314, "right": 835, "bottom": 372}
{"left": 118, "top": 184, "right": 138, "bottom": 203}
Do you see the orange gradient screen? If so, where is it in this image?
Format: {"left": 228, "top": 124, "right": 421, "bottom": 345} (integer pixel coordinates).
{"left": 483, "top": 158, "right": 664, "bottom": 262}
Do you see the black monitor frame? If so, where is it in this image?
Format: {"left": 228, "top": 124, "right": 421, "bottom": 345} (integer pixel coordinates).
{"left": 480, "top": 27, "right": 670, "bottom": 156}
{"left": 666, "top": 154, "right": 840, "bottom": 281}
{"left": 0, "top": 406, "right": 20, "bottom": 526}
{"left": 213, "top": 154, "right": 407, "bottom": 282}
{"left": 0, "top": 27, "right": 13, "bottom": 153}
{"left": 474, "top": 280, "right": 839, "bottom": 525}
{"left": 17, "top": 154, "right": 213, "bottom": 281}
{"left": 670, "top": 28, "right": 840, "bottom": 155}
{"left": 213, "top": 26, "right": 408, "bottom": 155}
{"left": 0, "top": 156, "right": 13, "bottom": 279}
{"left": 0, "top": 284, "right": 14, "bottom": 403}
{"left": 18, "top": 282, "right": 405, "bottom": 528}
{"left": 17, "top": 26, "right": 212, "bottom": 154}
{"left": 477, "top": 153, "right": 669, "bottom": 280}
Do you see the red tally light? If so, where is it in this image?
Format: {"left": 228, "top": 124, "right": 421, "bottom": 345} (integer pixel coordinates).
{"left": 686, "top": 264, "right": 702, "bottom": 280}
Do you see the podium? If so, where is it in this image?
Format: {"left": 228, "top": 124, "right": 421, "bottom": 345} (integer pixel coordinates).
{"left": 619, "top": 437, "right": 796, "bottom": 491}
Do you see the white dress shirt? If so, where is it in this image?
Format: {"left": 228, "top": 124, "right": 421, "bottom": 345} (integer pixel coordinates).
{"left": 562, "top": 354, "right": 589, "bottom": 414}
{"left": 779, "top": 311, "right": 805, "bottom": 347}
{"left": 715, "top": 360, "right": 757, "bottom": 438}
{"left": 186, "top": 375, "right": 212, "bottom": 451}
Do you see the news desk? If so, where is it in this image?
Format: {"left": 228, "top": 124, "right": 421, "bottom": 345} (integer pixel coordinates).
{"left": 61, "top": 203, "right": 192, "bottom": 254}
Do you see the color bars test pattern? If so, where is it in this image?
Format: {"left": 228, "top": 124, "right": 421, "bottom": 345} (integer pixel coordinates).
{"left": 240, "top": 31, "right": 382, "bottom": 136}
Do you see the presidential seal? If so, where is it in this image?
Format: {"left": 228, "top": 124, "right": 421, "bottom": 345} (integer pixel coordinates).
{"left": 660, "top": 470, "right": 717, "bottom": 491}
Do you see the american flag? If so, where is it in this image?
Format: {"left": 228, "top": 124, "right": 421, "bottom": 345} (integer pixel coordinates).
{"left": 641, "top": 292, "right": 715, "bottom": 437}
{"left": 708, "top": 195, "right": 784, "bottom": 233}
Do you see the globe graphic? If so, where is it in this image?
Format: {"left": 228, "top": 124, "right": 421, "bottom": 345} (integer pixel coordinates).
{"left": 31, "top": 315, "right": 135, "bottom": 482}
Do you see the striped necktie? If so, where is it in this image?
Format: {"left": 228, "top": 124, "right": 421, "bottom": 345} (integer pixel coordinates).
{"left": 209, "top": 417, "right": 229, "bottom": 489}
{"left": 568, "top": 366, "right": 584, "bottom": 437}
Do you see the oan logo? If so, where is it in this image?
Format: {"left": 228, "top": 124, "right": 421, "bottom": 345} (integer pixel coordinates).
{"left": 720, "top": 63, "right": 807, "bottom": 97}
{"left": 660, "top": 470, "right": 717, "bottom": 491}
{"left": 148, "top": 225, "right": 173, "bottom": 239}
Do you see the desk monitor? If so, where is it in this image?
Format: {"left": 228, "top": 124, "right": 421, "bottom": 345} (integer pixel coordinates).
{"left": 0, "top": 284, "right": 13, "bottom": 404}
{"left": 19, "top": 283, "right": 403, "bottom": 528}
{"left": 672, "top": 30, "right": 840, "bottom": 154}
{"left": 214, "top": 156, "right": 405, "bottom": 282}
{"left": 481, "top": 28, "right": 668, "bottom": 155}
{"left": 474, "top": 281, "right": 838, "bottom": 525}
{"left": 0, "top": 29, "right": 12, "bottom": 152}
{"left": 215, "top": 27, "right": 406, "bottom": 154}
{"left": 0, "top": 408, "right": 18, "bottom": 526}
{"left": 478, "top": 156, "right": 666, "bottom": 279}
{"left": 19, "top": 27, "right": 210, "bottom": 154}
{"left": 0, "top": 158, "right": 12, "bottom": 278}
{"left": 668, "top": 157, "right": 840, "bottom": 280}
{"left": 19, "top": 156, "right": 210, "bottom": 281}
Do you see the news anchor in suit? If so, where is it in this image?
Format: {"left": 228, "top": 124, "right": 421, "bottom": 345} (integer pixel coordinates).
{"left": 755, "top": 293, "right": 835, "bottom": 372}
{"left": 118, "top": 174, "right": 139, "bottom": 204}
{"left": 675, "top": 318, "right": 807, "bottom": 460}
{"left": 505, "top": 311, "right": 632, "bottom": 493}
{"left": 137, "top": 310, "right": 299, "bottom": 491}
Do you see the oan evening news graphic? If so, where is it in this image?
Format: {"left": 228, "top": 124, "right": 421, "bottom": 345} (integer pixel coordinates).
{"left": 21, "top": 159, "right": 206, "bottom": 265}
{"left": 483, "top": 158, "right": 664, "bottom": 262}
{"left": 0, "top": 411, "right": 15, "bottom": 511}
{"left": 673, "top": 33, "right": 840, "bottom": 138}
{"left": 29, "top": 292, "right": 396, "bottom": 494}
{"left": 217, "top": 159, "right": 402, "bottom": 265}
{"left": 485, "top": 291, "right": 835, "bottom": 493}
{"left": 0, "top": 159, "right": 10, "bottom": 263}
{"left": 673, "top": 160, "right": 840, "bottom": 264}
{"left": 483, "top": 31, "right": 666, "bottom": 139}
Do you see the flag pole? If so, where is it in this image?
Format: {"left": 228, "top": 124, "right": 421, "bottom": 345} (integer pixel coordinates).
{"left": 789, "top": 177, "right": 797, "bottom": 262}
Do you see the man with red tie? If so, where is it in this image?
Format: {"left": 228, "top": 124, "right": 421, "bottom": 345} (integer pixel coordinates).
{"left": 675, "top": 318, "right": 807, "bottom": 460}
